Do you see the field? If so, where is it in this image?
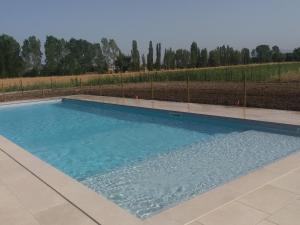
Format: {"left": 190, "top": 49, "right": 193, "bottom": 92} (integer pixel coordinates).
{"left": 1, "top": 62, "right": 300, "bottom": 110}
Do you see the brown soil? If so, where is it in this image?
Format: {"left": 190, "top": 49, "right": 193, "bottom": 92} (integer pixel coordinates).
{"left": 1, "top": 81, "right": 300, "bottom": 111}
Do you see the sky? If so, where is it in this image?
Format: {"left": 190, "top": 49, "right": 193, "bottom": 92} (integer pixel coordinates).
{"left": 1, "top": 0, "right": 300, "bottom": 54}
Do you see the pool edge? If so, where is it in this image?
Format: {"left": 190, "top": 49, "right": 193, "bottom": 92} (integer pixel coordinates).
{"left": 1, "top": 95, "right": 300, "bottom": 225}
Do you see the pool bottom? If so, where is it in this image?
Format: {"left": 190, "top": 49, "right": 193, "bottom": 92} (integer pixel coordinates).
{"left": 82, "top": 130, "right": 300, "bottom": 219}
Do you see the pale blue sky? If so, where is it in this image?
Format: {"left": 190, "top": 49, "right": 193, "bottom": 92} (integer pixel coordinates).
{"left": 1, "top": 0, "right": 300, "bottom": 54}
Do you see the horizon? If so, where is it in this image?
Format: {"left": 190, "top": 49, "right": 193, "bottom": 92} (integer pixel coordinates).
{"left": 1, "top": 0, "right": 300, "bottom": 54}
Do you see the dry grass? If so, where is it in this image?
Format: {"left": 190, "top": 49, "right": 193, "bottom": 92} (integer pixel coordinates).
{"left": 1, "top": 62, "right": 299, "bottom": 89}
{"left": 269, "top": 72, "right": 300, "bottom": 82}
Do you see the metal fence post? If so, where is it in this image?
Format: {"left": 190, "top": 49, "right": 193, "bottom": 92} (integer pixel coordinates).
{"left": 187, "top": 73, "right": 190, "bottom": 103}
{"left": 50, "top": 77, "right": 53, "bottom": 91}
{"left": 243, "top": 69, "right": 247, "bottom": 107}
{"left": 98, "top": 78, "right": 102, "bottom": 96}
{"left": 121, "top": 74, "right": 124, "bottom": 97}
{"left": 20, "top": 79, "right": 24, "bottom": 95}
{"left": 80, "top": 78, "right": 82, "bottom": 93}
{"left": 278, "top": 64, "right": 281, "bottom": 81}
{"left": 151, "top": 72, "right": 154, "bottom": 99}
{"left": 1, "top": 80, "right": 4, "bottom": 102}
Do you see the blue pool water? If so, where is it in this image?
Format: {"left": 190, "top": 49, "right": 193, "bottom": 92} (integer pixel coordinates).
{"left": 0, "top": 99, "right": 300, "bottom": 219}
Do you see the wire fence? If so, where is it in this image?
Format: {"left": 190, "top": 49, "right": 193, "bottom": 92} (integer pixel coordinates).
{"left": 1, "top": 62, "right": 300, "bottom": 110}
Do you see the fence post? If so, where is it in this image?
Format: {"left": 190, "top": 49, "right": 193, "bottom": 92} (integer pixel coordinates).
{"left": 80, "top": 78, "right": 82, "bottom": 93}
{"left": 20, "top": 79, "right": 23, "bottom": 95}
{"left": 1, "top": 80, "right": 4, "bottom": 102}
{"left": 50, "top": 77, "right": 53, "bottom": 91}
{"left": 187, "top": 73, "right": 190, "bottom": 103}
{"left": 121, "top": 74, "right": 124, "bottom": 97}
{"left": 151, "top": 72, "right": 154, "bottom": 99}
{"left": 243, "top": 69, "right": 247, "bottom": 107}
{"left": 98, "top": 78, "right": 102, "bottom": 96}
{"left": 278, "top": 64, "right": 281, "bottom": 81}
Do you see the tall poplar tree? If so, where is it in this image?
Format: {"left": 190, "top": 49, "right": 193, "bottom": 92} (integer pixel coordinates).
{"left": 147, "top": 41, "right": 153, "bottom": 71}
{"left": 241, "top": 48, "right": 250, "bottom": 64}
{"left": 141, "top": 54, "right": 146, "bottom": 70}
{"left": 155, "top": 43, "right": 161, "bottom": 70}
{"left": 130, "top": 40, "right": 140, "bottom": 71}
{"left": 190, "top": 42, "right": 198, "bottom": 68}
{"left": 200, "top": 48, "right": 208, "bottom": 67}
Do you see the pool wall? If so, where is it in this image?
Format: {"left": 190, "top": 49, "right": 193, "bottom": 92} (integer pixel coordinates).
{"left": 0, "top": 95, "right": 300, "bottom": 225}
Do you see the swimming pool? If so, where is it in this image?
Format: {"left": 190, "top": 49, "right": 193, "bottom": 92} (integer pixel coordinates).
{"left": 0, "top": 98, "right": 299, "bottom": 219}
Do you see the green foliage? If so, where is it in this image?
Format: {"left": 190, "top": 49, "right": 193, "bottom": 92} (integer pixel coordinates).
{"left": 175, "top": 49, "right": 190, "bottom": 68}
{"left": 293, "top": 48, "right": 300, "bottom": 61}
{"left": 155, "top": 43, "right": 161, "bottom": 70}
{"left": 190, "top": 42, "right": 198, "bottom": 68}
{"left": 163, "top": 48, "right": 176, "bottom": 69}
{"left": 44, "top": 36, "right": 67, "bottom": 75}
{"left": 208, "top": 45, "right": 243, "bottom": 66}
{"left": 208, "top": 49, "right": 220, "bottom": 66}
{"left": 1, "top": 33, "right": 300, "bottom": 78}
{"left": 0, "top": 34, "right": 23, "bottom": 77}
{"left": 141, "top": 54, "right": 146, "bottom": 71}
{"left": 2, "top": 63, "right": 300, "bottom": 93}
{"left": 115, "top": 54, "right": 131, "bottom": 72}
{"left": 130, "top": 40, "right": 140, "bottom": 71}
{"left": 147, "top": 41, "right": 154, "bottom": 71}
{"left": 271, "top": 46, "right": 286, "bottom": 62}
{"left": 252, "top": 45, "right": 272, "bottom": 63}
{"left": 101, "top": 38, "right": 121, "bottom": 69}
{"left": 21, "top": 36, "right": 42, "bottom": 76}
{"left": 200, "top": 48, "right": 208, "bottom": 67}
{"left": 44, "top": 37, "right": 107, "bottom": 75}
{"left": 241, "top": 48, "right": 250, "bottom": 64}
{"left": 89, "top": 62, "right": 300, "bottom": 85}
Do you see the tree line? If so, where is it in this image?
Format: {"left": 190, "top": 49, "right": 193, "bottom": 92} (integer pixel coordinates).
{"left": 1, "top": 33, "right": 300, "bottom": 78}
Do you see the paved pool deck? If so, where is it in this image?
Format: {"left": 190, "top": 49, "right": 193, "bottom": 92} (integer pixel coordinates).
{"left": 0, "top": 95, "right": 300, "bottom": 225}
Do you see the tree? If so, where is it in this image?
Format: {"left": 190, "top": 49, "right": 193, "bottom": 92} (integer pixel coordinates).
{"left": 175, "top": 49, "right": 190, "bottom": 68}
{"left": 44, "top": 36, "right": 68, "bottom": 75}
{"left": 155, "top": 43, "right": 161, "bottom": 70}
{"left": 253, "top": 45, "right": 272, "bottom": 63}
{"left": 200, "top": 48, "right": 208, "bottom": 67}
{"left": 241, "top": 48, "right": 250, "bottom": 64}
{"left": 0, "top": 34, "right": 23, "bottom": 77}
{"left": 21, "top": 36, "right": 42, "bottom": 76}
{"left": 208, "top": 49, "right": 220, "bottom": 66}
{"left": 230, "top": 50, "right": 241, "bottom": 65}
{"left": 147, "top": 41, "right": 154, "bottom": 71}
{"left": 293, "top": 48, "right": 300, "bottom": 61}
{"left": 101, "top": 38, "right": 121, "bottom": 70}
{"left": 285, "top": 52, "right": 295, "bottom": 62}
{"left": 115, "top": 54, "right": 131, "bottom": 72}
{"left": 92, "top": 43, "right": 107, "bottom": 73}
{"left": 190, "top": 42, "right": 198, "bottom": 68}
{"left": 141, "top": 54, "right": 146, "bottom": 71}
{"left": 272, "top": 46, "right": 285, "bottom": 62}
{"left": 130, "top": 40, "right": 140, "bottom": 71}
{"left": 163, "top": 48, "right": 176, "bottom": 69}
